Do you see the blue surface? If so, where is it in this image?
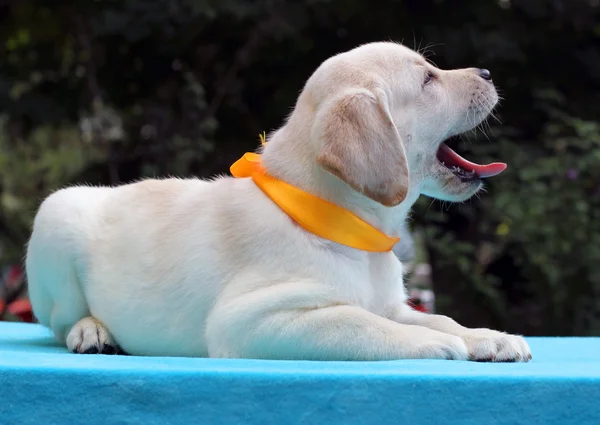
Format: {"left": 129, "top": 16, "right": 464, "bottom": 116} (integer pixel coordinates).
{"left": 0, "top": 322, "right": 599, "bottom": 425}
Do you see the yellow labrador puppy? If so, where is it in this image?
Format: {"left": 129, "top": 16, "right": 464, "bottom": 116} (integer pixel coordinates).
{"left": 26, "top": 42, "right": 531, "bottom": 362}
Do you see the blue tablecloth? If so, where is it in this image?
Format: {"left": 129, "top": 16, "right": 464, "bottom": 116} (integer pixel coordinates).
{"left": 0, "top": 322, "right": 598, "bottom": 425}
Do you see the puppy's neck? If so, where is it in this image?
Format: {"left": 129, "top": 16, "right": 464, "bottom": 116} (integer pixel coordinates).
{"left": 260, "top": 124, "right": 418, "bottom": 237}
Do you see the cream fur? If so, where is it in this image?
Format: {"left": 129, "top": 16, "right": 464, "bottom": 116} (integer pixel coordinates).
{"left": 26, "top": 42, "right": 530, "bottom": 362}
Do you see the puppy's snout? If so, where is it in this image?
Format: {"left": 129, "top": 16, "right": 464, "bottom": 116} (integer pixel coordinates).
{"left": 477, "top": 68, "right": 492, "bottom": 81}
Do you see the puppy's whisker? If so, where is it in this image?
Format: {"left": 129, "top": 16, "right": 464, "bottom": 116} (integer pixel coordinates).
{"left": 417, "top": 38, "right": 424, "bottom": 55}
{"left": 464, "top": 106, "right": 474, "bottom": 130}
{"left": 425, "top": 198, "right": 436, "bottom": 216}
{"left": 489, "top": 111, "right": 502, "bottom": 124}
{"left": 482, "top": 97, "right": 502, "bottom": 124}
{"left": 424, "top": 56, "right": 439, "bottom": 67}
{"left": 420, "top": 42, "right": 444, "bottom": 57}
{"left": 482, "top": 121, "right": 492, "bottom": 138}
{"left": 472, "top": 100, "right": 493, "bottom": 141}
{"left": 484, "top": 118, "right": 496, "bottom": 137}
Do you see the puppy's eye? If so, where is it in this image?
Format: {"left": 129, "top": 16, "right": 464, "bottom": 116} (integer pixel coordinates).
{"left": 423, "top": 71, "right": 435, "bottom": 86}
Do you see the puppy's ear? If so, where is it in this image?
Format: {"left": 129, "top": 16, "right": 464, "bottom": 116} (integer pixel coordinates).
{"left": 314, "top": 88, "right": 410, "bottom": 207}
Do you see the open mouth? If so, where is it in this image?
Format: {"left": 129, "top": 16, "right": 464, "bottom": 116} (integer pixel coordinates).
{"left": 436, "top": 137, "right": 507, "bottom": 182}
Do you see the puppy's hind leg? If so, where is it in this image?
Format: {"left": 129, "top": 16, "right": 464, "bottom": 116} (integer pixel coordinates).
{"left": 26, "top": 187, "right": 125, "bottom": 355}
{"left": 66, "top": 317, "right": 124, "bottom": 355}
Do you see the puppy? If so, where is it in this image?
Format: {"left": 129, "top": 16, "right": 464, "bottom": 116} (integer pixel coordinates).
{"left": 26, "top": 42, "right": 530, "bottom": 362}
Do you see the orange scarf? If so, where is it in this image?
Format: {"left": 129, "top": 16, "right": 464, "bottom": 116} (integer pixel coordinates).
{"left": 230, "top": 133, "right": 400, "bottom": 252}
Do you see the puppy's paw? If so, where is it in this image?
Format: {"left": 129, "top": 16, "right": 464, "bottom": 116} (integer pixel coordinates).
{"left": 461, "top": 329, "right": 531, "bottom": 362}
{"left": 66, "top": 317, "right": 122, "bottom": 355}
{"left": 411, "top": 330, "right": 469, "bottom": 360}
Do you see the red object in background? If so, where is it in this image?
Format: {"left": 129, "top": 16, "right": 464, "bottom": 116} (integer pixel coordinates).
{"left": 1, "top": 265, "right": 35, "bottom": 323}
{"left": 7, "top": 298, "right": 33, "bottom": 322}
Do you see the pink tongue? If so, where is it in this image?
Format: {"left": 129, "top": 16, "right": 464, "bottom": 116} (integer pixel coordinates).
{"left": 438, "top": 143, "right": 507, "bottom": 178}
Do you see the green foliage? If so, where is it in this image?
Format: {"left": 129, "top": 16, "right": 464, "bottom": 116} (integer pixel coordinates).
{"left": 1, "top": 0, "right": 599, "bottom": 334}
{"left": 0, "top": 115, "right": 102, "bottom": 259}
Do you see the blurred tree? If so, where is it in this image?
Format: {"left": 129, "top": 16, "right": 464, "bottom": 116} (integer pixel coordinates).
{"left": 0, "top": 0, "right": 599, "bottom": 335}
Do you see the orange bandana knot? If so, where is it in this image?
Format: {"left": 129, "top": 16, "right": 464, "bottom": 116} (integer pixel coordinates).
{"left": 230, "top": 133, "right": 400, "bottom": 252}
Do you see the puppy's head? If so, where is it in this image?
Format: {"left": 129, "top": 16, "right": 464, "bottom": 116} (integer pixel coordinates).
{"left": 306, "top": 42, "right": 501, "bottom": 206}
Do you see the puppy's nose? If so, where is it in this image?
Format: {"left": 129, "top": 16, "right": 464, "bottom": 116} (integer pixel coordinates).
{"left": 478, "top": 68, "right": 492, "bottom": 81}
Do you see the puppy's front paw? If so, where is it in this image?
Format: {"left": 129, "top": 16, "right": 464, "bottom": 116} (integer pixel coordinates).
{"left": 461, "top": 329, "right": 531, "bottom": 362}
{"left": 66, "top": 316, "right": 122, "bottom": 355}
{"left": 411, "top": 330, "right": 469, "bottom": 361}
